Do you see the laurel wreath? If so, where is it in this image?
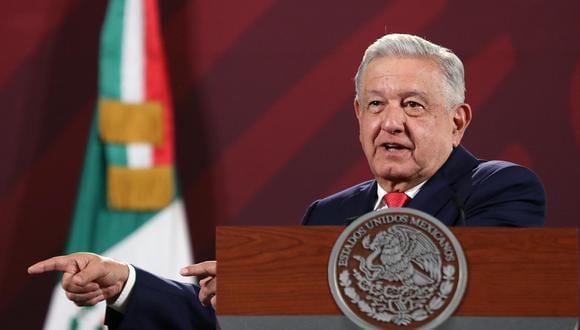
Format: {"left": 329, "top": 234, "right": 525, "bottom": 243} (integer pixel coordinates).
{"left": 339, "top": 264, "right": 455, "bottom": 325}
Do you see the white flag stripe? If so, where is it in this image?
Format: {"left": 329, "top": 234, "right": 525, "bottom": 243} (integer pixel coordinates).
{"left": 121, "top": 0, "right": 144, "bottom": 103}
{"left": 43, "top": 287, "right": 106, "bottom": 330}
{"left": 127, "top": 142, "right": 153, "bottom": 168}
{"left": 43, "top": 200, "right": 193, "bottom": 330}
{"left": 106, "top": 199, "right": 194, "bottom": 279}
{"left": 122, "top": 0, "right": 154, "bottom": 168}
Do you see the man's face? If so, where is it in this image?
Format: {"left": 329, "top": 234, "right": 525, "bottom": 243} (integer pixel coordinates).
{"left": 355, "top": 56, "right": 470, "bottom": 191}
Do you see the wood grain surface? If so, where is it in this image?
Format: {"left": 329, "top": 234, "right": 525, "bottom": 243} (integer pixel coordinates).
{"left": 217, "top": 227, "right": 579, "bottom": 316}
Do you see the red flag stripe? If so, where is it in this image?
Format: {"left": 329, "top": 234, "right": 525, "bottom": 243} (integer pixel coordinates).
{"left": 144, "top": 0, "right": 173, "bottom": 165}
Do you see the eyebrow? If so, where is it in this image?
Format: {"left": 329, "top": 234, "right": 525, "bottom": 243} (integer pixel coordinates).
{"left": 364, "top": 90, "right": 384, "bottom": 97}
{"left": 400, "top": 90, "right": 428, "bottom": 100}
{"left": 363, "top": 89, "right": 429, "bottom": 100}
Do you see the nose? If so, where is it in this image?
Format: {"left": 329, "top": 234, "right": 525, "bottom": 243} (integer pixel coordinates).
{"left": 381, "top": 104, "right": 406, "bottom": 134}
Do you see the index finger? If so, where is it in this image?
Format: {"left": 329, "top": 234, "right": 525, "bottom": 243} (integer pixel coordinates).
{"left": 28, "top": 256, "right": 79, "bottom": 275}
{"left": 180, "top": 261, "right": 216, "bottom": 277}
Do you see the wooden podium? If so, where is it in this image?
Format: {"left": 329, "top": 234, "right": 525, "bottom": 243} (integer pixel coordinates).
{"left": 217, "top": 227, "right": 579, "bottom": 329}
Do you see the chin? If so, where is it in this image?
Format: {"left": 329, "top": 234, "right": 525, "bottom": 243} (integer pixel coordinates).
{"left": 373, "top": 169, "right": 413, "bottom": 182}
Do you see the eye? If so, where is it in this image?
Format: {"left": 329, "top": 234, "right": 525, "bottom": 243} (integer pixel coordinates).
{"left": 367, "top": 100, "right": 384, "bottom": 113}
{"left": 402, "top": 100, "right": 425, "bottom": 116}
{"left": 403, "top": 100, "right": 424, "bottom": 108}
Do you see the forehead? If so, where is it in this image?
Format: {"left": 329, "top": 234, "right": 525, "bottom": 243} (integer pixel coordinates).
{"left": 361, "top": 56, "right": 445, "bottom": 95}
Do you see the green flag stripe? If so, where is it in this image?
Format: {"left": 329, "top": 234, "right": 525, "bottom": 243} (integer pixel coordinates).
{"left": 106, "top": 144, "right": 128, "bottom": 166}
{"left": 99, "top": 0, "right": 124, "bottom": 99}
{"left": 100, "top": 0, "right": 128, "bottom": 170}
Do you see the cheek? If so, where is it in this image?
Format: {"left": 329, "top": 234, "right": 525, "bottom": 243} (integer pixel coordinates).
{"left": 413, "top": 121, "right": 454, "bottom": 157}
{"left": 360, "top": 117, "right": 380, "bottom": 141}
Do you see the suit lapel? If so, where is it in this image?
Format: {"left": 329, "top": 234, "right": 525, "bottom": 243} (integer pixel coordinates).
{"left": 407, "top": 146, "right": 479, "bottom": 225}
{"left": 342, "top": 180, "right": 377, "bottom": 224}
{"left": 408, "top": 171, "right": 456, "bottom": 224}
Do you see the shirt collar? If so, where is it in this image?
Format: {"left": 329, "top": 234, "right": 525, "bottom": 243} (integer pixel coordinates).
{"left": 374, "top": 180, "right": 426, "bottom": 210}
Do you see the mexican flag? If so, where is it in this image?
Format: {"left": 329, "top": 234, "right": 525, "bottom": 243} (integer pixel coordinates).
{"left": 43, "top": 0, "right": 193, "bottom": 328}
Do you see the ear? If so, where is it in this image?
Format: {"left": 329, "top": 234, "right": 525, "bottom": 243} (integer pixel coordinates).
{"left": 354, "top": 96, "right": 362, "bottom": 119}
{"left": 451, "top": 103, "right": 472, "bottom": 147}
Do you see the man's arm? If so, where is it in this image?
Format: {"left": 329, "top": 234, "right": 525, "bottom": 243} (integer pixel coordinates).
{"left": 29, "top": 253, "right": 217, "bottom": 329}
{"left": 106, "top": 266, "right": 216, "bottom": 329}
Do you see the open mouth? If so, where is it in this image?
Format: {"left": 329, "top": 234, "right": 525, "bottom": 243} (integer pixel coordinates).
{"left": 381, "top": 143, "right": 408, "bottom": 151}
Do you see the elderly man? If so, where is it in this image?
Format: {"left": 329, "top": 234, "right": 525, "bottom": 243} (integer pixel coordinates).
{"left": 28, "top": 33, "right": 546, "bottom": 329}
{"left": 303, "top": 33, "right": 545, "bottom": 227}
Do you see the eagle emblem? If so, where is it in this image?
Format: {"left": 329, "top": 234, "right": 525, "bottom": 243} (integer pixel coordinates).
{"left": 329, "top": 209, "right": 467, "bottom": 329}
{"left": 354, "top": 225, "right": 441, "bottom": 287}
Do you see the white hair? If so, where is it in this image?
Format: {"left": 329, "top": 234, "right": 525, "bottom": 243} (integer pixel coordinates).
{"left": 354, "top": 33, "right": 465, "bottom": 105}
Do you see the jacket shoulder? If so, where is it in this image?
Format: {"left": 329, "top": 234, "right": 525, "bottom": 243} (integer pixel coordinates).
{"left": 464, "top": 160, "right": 546, "bottom": 226}
{"left": 301, "top": 180, "right": 375, "bottom": 226}
{"left": 472, "top": 160, "right": 542, "bottom": 185}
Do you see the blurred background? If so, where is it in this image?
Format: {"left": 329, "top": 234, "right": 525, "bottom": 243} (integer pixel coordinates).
{"left": 1, "top": 0, "right": 578, "bottom": 327}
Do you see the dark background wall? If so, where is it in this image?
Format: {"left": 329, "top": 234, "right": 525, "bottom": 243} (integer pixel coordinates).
{"left": 0, "top": 0, "right": 578, "bottom": 327}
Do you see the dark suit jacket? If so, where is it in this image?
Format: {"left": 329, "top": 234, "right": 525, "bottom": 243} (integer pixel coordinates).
{"left": 302, "top": 145, "right": 546, "bottom": 227}
{"left": 105, "top": 267, "right": 216, "bottom": 330}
